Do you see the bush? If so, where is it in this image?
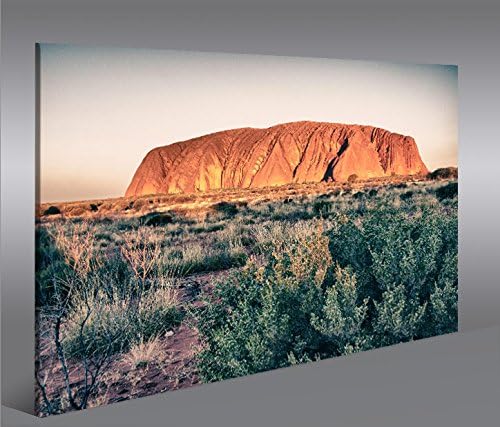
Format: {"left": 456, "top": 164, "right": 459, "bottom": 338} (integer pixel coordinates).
{"left": 196, "top": 200, "right": 458, "bottom": 383}
{"left": 36, "top": 226, "right": 70, "bottom": 306}
{"left": 428, "top": 167, "right": 458, "bottom": 180}
{"left": 399, "top": 191, "right": 413, "bottom": 201}
{"left": 353, "top": 191, "right": 365, "bottom": 200}
{"left": 347, "top": 174, "right": 358, "bottom": 183}
{"left": 312, "top": 199, "right": 331, "bottom": 216}
{"left": 164, "top": 244, "right": 247, "bottom": 276}
{"left": 114, "top": 200, "right": 135, "bottom": 211}
{"left": 195, "top": 229, "right": 326, "bottom": 381}
{"left": 195, "top": 222, "right": 373, "bottom": 382}
{"left": 43, "top": 205, "right": 61, "bottom": 216}
{"left": 63, "top": 276, "right": 183, "bottom": 358}
{"left": 212, "top": 201, "right": 239, "bottom": 216}
{"left": 140, "top": 212, "right": 174, "bottom": 227}
{"left": 427, "top": 279, "right": 458, "bottom": 336}
{"left": 373, "top": 284, "right": 426, "bottom": 346}
{"left": 37, "top": 221, "right": 184, "bottom": 359}
{"left": 310, "top": 266, "right": 371, "bottom": 354}
{"left": 435, "top": 182, "right": 458, "bottom": 201}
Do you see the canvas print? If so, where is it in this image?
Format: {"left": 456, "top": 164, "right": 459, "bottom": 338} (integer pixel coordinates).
{"left": 35, "top": 44, "right": 458, "bottom": 416}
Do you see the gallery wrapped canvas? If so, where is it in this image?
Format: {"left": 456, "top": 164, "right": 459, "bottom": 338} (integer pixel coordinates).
{"left": 35, "top": 44, "right": 458, "bottom": 416}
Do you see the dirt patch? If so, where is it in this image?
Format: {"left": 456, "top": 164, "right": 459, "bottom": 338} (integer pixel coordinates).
{"left": 35, "top": 269, "right": 232, "bottom": 415}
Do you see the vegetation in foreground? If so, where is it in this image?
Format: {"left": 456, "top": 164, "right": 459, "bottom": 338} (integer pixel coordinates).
{"left": 35, "top": 177, "right": 458, "bottom": 416}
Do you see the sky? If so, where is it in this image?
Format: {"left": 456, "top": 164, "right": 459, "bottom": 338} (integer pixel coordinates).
{"left": 39, "top": 44, "right": 458, "bottom": 202}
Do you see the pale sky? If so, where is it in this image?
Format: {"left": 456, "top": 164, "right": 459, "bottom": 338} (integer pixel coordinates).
{"left": 40, "top": 44, "right": 458, "bottom": 202}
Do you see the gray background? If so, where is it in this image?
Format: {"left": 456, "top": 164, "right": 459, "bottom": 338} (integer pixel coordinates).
{"left": 1, "top": 0, "right": 499, "bottom": 425}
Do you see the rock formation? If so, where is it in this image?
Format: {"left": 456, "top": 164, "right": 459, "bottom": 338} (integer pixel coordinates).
{"left": 126, "top": 121, "right": 428, "bottom": 196}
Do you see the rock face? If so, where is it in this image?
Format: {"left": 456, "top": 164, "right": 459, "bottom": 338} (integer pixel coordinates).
{"left": 126, "top": 121, "right": 428, "bottom": 196}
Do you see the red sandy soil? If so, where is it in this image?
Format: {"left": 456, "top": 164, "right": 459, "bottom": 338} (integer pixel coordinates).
{"left": 35, "top": 269, "right": 234, "bottom": 415}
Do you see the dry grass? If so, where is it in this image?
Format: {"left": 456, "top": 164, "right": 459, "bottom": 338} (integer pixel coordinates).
{"left": 37, "top": 175, "right": 427, "bottom": 222}
{"left": 35, "top": 176, "right": 457, "bottom": 416}
{"left": 49, "top": 221, "right": 100, "bottom": 277}
{"left": 123, "top": 336, "right": 164, "bottom": 369}
{"left": 120, "top": 227, "right": 163, "bottom": 282}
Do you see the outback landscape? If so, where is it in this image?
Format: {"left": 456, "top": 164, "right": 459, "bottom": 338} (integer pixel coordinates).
{"left": 35, "top": 121, "right": 458, "bottom": 416}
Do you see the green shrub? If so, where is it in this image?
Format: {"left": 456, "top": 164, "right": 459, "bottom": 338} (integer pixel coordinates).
{"left": 400, "top": 191, "right": 413, "bottom": 201}
{"left": 373, "top": 284, "right": 427, "bottom": 346}
{"left": 140, "top": 212, "right": 174, "bottom": 227}
{"left": 43, "top": 205, "right": 61, "bottom": 216}
{"left": 195, "top": 260, "right": 372, "bottom": 382}
{"left": 195, "top": 260, "right": 322, "bottom": 381}
{"left": 435, "top": 182, "right": 458, "bottom": 201}
{"left": 35, "top": 226, "right": 71, "bottom": 306}
{"left": 428, "top": 167, "right": 458, "bottom": 180}
{"left": 312, "top": 199, "right": 331, "bottom": 216}
{"left": 364, "top": 210, "right": 442, "bottom": 295}
{"left": 114, "top": 219, "right": 138, "bottom": 231}
{"left": 195, "top": 222, "right": 373, "bottom": 382}
{"left": 196, "top": 197, "right": 458, "bottom": 383}
{"left": 353, "top": 191, "right": 365, "bottom": 200}
{"left": 328, "top": 215, "right": 374, "bottom": 299}
{"left": 310, "top": 265, "right": 371, "bottom": 355}
{"left": 427, "top": 279, "right": 458, "bottom": 336}
{"left": 213, "top": 202, "right": 238, "bottom": 216}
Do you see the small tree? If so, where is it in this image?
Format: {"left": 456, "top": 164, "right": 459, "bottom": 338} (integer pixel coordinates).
{"left": 36, "top": 222, "right": 120, "bottom": 415}
{"left": 36, "top": 272, "right": 119, "bottom": 415}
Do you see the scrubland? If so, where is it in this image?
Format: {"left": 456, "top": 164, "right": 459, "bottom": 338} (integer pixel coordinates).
{"left": 35, "top": 175, "right": 458, "bottom": 416}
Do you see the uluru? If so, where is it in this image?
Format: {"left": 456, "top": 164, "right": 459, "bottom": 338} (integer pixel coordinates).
{"left": 125, "top": 121, "right": 428, "bottom": 197}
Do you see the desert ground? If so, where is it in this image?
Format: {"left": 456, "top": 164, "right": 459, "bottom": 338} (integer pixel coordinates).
{"left": 35, "top": 171, "right": 458, "bottom": 416}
